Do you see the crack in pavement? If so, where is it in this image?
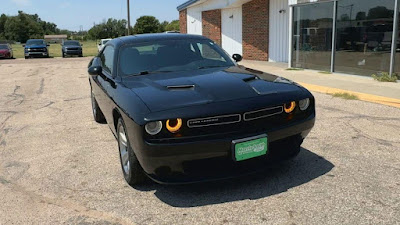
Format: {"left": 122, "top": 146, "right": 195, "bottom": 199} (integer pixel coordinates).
{"left": 5, "top": 86, "right": 25, "bottom": 106}
{"left": 0, "top": 175, "right": 135, "bottom": 225}
{"left": 36, "top": 78, "right": 45, "bottom": 94}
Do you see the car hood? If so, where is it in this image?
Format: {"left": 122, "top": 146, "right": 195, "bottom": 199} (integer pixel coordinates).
{"left": 122, "top": 66, "right": 305, "bottom": 112}
{"left": 25, "top": 44, "right": 46, "bottom": 48}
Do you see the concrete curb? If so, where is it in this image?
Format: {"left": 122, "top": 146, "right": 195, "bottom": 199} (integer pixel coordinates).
{"left": 299, "top": 82, "right": 400, "bottom": 108}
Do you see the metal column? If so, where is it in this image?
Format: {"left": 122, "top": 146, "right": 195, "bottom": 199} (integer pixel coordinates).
{"left": 288, "top": 6, "right": 294, "bottom": 68}
{"left": 390, "top": 0, "right": 399, "bottom": 77}
{"left": 127, "top": 0, "right": 131, "bottom": 36}
{"left": 330, "top": 0, "right": 338, "bottom": 73}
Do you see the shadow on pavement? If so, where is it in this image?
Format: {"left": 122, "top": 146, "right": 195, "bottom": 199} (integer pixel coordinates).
{"left": 137, "top": 148, "right": 334, "bottom": 207}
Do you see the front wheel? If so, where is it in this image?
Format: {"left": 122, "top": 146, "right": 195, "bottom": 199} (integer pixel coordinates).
{"left": 117, "top": 118, "right": 147, "bottom": 186}
{"left": 62, "top": 52, "right": 65, "bottom": 58}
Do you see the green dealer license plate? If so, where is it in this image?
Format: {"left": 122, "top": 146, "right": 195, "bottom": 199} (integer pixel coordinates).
{"left": 233, "top": 135, "right": 268, "bottom": 161}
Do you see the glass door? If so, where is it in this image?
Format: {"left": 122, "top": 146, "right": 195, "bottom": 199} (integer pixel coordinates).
{"left": 292, "top": 2, "right": 334, "bottom": 71}
{"left": 335, "top": 0, "right": 395, "bottom": 76}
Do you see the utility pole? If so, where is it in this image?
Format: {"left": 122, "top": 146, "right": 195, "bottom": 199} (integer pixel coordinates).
{"left": 127, "top": 0, "right": 131, "bottom": 36}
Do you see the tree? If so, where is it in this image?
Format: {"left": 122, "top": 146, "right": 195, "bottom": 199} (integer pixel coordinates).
{"left": 4, "top": 11, "right": 44, "bottom": 43}
{"left": 88, "top": 18, "right": 127, "bottom": 40}
{"left": 165, "top": 20, "right": 180, "bottom": 31}
{"left": 158, "top": 20, "right": 169, "bottom": 33}
{"left": 133, "top": 16, "right": 160, "bottom": 34}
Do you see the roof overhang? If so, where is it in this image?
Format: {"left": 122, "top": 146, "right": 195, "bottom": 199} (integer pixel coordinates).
{"left": 177, "top": 0, "right": 203, "bottom": 11}
{"left": 177, "top": 0, "right": 252, "bottom": 11}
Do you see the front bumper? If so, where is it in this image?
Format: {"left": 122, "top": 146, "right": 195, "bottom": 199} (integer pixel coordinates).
{"left": 0, "top": 53, "right": 11, "bottom": 58}
{"left": 125, "top": 113, "right": 315, "bottom": 184}
{"left": 64, "top": 50, "right": 82, "bottom": 55}
{"left": 25, "top": 52, "right": 48, "bottom": 57}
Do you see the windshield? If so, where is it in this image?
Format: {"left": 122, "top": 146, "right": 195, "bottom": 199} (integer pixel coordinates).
{"left": 0, "top": 45, "right": 8, "bottom": 50}
{"left": 26, "top": 40, "right": 45, "bottom": 45}
{"left": 64, "top": 41, "right": 80, "bottom": 46}
{"left": 119, "top": 39, "right": 234, "bottom": 76}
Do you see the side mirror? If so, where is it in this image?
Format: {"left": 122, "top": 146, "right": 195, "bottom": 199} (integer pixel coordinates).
{"left": 88, "top": 66, "right": 102, "bottom": 75}
{"left": 232, "top": 54, "right": 243, "bottom": 62}
{"left": 47, "top": 44, "right": 50, "bottom": 47}
{"left": 81, "top": 44, "right": 83, "bottom": 46}
{"left": 22, "top": 44, "right": 25, "bottom": 47}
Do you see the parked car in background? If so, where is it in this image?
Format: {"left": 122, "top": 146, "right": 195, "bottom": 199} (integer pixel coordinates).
{"left": 88, "top": 34, "right": 315, "bottom": 186}
{"left": 0, "top": 44, "right": 13, "bottom": 59}
{"left": 165, "top": 31, "right": 180, "bottom": 33}
{"left": 62, "top": 40, "right": 83, "bottom": 57}
{"left": 98, "top": 38, "right": 112, "bottom": 52}
{"left": 24, "top": 39, "right": 49, "bottom": 59}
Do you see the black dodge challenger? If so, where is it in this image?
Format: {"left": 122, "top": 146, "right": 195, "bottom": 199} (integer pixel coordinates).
{"left": 88, "top": 34, "right": 315, "bottom": 185}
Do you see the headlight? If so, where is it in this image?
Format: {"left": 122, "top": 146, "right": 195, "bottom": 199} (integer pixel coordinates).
{"left": 284, "top": 101, "right": 296, "bottom": 113}
{"left": 299, "top": 98, "right": 310, "bottom": 111}
{"left": 166, "top": 118, "right": 182, "bottom": 133}
{"left": 145, "top": 121, "right": 162, "bottom": 135}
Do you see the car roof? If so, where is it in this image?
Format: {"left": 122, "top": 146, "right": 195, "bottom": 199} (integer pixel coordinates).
{"left": 111, "top": 33, "right": 208, "bottom": 47}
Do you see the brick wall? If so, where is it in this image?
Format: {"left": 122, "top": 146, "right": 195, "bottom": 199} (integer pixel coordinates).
{"left": 242, "top": 0, "right": 269, "bottom": 61}
{"left": 179, "top": 9, "right": 187, "bottom": 34}
{"left": 202, "top": 9, "right": 222, "bottom": 46}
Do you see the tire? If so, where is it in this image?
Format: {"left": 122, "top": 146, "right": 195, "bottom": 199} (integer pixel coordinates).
{"left": 62, "top": 52, "right": 65, "bottom": 58}
{"left": 25, "top": 56, "right": 28, "bottom": 59}
{"left": 79, "top": 54, "right": 83, "bottom": 57}
{"left": 117, "top": 118, "right": 146, "bottom": 186}
{"left": 91, "top": 90, "right": 106, "bottom": 123}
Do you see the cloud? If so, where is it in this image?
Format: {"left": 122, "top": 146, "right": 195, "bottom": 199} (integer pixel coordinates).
{"left": 11, "top": 0, "right": 31, "bottom": 7}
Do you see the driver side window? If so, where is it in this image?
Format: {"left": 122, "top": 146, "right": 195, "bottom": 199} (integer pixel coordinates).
{"left": 100, "top": 46, "right": 114, "bottom": 74}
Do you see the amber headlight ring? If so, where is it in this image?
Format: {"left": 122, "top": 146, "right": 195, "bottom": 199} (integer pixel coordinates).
{"left": 284, "top": 101, "right": 296, "bottom": 113}
{"left": 166, "top": 118, "right": 183, "bottom": 133}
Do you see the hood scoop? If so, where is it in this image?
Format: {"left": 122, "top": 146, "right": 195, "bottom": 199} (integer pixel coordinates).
{"left": 242, "top": 76, "right": 258, "bottom": 82}
{"left": 167, "top": 84, "right": 195, "bottom": 90}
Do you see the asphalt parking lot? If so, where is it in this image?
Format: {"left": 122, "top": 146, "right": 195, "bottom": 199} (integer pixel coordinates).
{"left": 0, "top": 57, "right": 399, "bottom": 225}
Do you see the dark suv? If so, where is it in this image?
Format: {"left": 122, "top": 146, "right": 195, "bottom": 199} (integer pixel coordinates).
{"left": 62, "top": 40, "right": 83, "bottom": 57}
{"left": 24, "top": 39, "right": 49, "bottom": 59}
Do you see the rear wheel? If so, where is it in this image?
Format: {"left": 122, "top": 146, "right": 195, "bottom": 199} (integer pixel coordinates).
{"left": 117, "top": 118, "right": 146, "bottom": 186}
{"left": 91, "top": 90, "right": 106, "bottom": 123}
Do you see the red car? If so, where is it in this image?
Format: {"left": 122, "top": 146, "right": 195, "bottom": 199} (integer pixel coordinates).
{"left": 0, "top": 44, "right": 14, "bottom": 59}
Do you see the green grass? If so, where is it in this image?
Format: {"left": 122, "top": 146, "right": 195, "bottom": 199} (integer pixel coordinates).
{"left": 319, "top": 71, "right": 332, "bottom": 74}
{"left": 331, "top": 92, "right": 359, "bottom": 100}
{"left": 286, "top": 68, "right": 304, "bottom": 71}
{"left": 372, "top": 72, "right": 398, "bottom": 82}
{"left": 11, "top": 40, "right": 98, "bottom": 58}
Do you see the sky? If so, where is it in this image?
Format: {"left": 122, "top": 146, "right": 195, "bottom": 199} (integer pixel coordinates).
{"left": 2, "top": 0, "right": 187, "bottom": 31}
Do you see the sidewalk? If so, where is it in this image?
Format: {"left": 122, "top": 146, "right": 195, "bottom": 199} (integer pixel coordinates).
{"left": 240, "top": 60, "right": 400, "bottom": 108}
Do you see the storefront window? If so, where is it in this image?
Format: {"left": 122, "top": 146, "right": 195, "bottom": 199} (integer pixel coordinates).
{"left": 335, "top": 0, "right": 395, "bottom": 76}
{"left": 292, "top": 2, "right": 334, "bottom": 71}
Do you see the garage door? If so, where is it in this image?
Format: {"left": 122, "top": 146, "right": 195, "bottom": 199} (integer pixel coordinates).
{"left": 187, "top": 7, "right": 202, "bottom": 35}
{"left": 269, "top": 0, "right": 289, "bottom": 62}
{"left": 222, "top": 7, "right": 243, "bottom": 57}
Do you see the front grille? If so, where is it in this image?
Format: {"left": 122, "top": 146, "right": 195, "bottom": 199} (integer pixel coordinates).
{"left": 187, "top": 114, "right": 241, "bottom": 128}
{"left": 29, "top": 48, "right": 46, "bottom": 52}
{"left": 244, "top": 106, "right": 283, "bottom": 121}
{"left": 67, "top": 48, "right": 79, "bottom": 51}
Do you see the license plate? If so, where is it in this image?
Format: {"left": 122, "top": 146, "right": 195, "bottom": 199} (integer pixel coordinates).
{"left": 233, "top": 135, "right": 268, "bottom": 161}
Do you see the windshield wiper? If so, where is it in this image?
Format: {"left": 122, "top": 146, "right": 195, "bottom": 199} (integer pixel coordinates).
{"left": 126, "top": 70, "right": 173, "bottom": 77}
{"left": 198, "top": 65, "right": 226, "bottom": 69}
